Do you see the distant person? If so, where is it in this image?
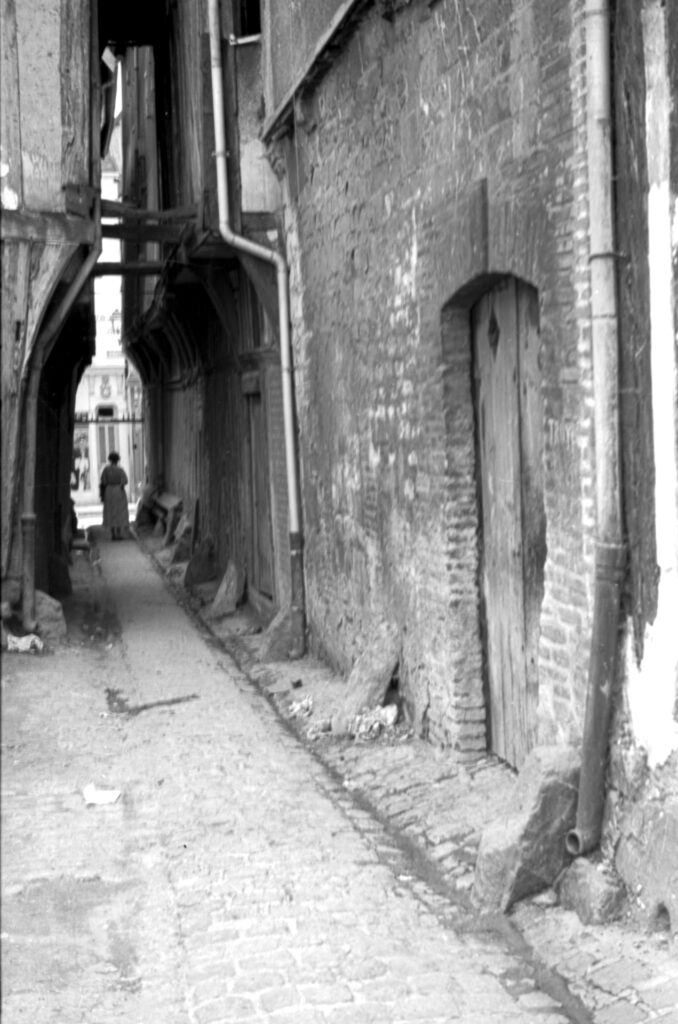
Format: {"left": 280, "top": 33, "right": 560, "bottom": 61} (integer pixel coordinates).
{"left": 76, "top": 450, "right": 90, "bottom": 490}
{"left": 100, "top": 452, "right": 129, "bottom": 541}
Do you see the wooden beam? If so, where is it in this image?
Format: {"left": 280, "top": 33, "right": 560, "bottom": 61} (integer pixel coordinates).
{"left": 101, "top": 222, "right": 184, "bottom": 243}
{"left": 92, "top": 262, "right": 164, "bottom": 275}
{"left": 100, "top": 199, "right": 198, "bottom": 221}
{"left": 0, "top": 210, "right": 96, "bottom": 245}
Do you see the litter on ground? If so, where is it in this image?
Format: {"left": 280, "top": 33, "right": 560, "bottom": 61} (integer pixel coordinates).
{"left": 288, "top": 696, "right": 313, "bottom": 718}
{"left": 6, "top": 633, "right": 44, "bottom": 653}
{"left": 351, "top": 704, "right": 399, "bottom": 739}
{"left": 82, "top": 784, "right": 121, "bottom": 806}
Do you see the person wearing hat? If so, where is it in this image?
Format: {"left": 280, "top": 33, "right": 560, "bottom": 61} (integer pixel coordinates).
{"left": 99, "top": 451, "right": 130, "bottom": 541}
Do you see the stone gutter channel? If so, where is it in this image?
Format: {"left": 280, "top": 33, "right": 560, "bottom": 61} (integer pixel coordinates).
{"left": 106, "top": 528, "right": 678, "bottom": 1023}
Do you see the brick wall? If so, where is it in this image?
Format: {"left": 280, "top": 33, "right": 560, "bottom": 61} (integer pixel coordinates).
{"left": 277, "top": 0, "right": 597, "bottom": 756}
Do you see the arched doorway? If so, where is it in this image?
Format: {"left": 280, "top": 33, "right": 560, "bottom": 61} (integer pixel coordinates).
{"left": 472, "top": 277, "right": 546, "bottom": 767}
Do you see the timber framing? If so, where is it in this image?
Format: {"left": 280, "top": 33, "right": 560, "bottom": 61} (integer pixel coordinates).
{"left": 101, "top": 222, "right": 186, "bottom": 243}
{"left": 93, "top": 262, "right": 165, "bottom": 275}
{"left": 100, "top": 199, "right": 199, "bottom": 221}
{"left": 1, "top": 210, "right": 96, "bottom": 245}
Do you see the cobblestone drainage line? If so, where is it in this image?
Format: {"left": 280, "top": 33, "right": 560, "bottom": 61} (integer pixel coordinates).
{"left": 135, "top": 535, "right": 594, "bottom": 1024}
{"left": 311, "top": 763, "right": 594, "bottom": 1024}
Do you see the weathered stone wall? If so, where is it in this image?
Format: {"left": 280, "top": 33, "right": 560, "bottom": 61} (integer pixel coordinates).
{"left": 278, "top": 0, "right": 595, "bottom": 753}
{"left": 265, "top": 0, "right": 363, "bottom": 114}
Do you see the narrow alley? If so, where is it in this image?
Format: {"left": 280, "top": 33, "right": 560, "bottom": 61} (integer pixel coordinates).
{"left": 2, "top": 1, "right": 677, "bottom": 1021}
{"left": 1, "top": 533, "right": 584, "bottom": 1024}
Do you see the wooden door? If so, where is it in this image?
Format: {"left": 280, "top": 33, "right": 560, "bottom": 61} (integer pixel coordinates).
{"left": 248, "top": 393, "right": 274, "bottom": 599}
{"left": 473, "top": 278, "right": 544, "bottom": 767}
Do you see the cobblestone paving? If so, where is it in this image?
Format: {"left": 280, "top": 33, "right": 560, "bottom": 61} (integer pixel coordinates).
{"left": 3, "top": 538, "right": 583, "bottom": 1024}
{"left": 183, "top": 548, "right": 678, "bottom": 1024}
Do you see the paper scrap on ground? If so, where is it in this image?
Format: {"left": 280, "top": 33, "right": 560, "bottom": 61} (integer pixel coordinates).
{"left": 288, "top": 696, "right": 313, "bottom": 718}
{"left": 352, "top": 703, "right": 399, "bottom": 738}
{"left": 82, "top": 784, "right": 121, "bottom": 806}
{"left": 6, "top": 634, "right": 44, "bottom": 653}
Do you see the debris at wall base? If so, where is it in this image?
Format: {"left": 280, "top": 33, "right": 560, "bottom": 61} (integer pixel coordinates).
{"left": 331, "top": 622, "right": 401, "bottom": 736}
{"left": 557, "top": 857, "right": 626, "bottom": 925}
{"left": 204, "top": 560, "right": 240, "bottom": 620}
{"left": 473, "top": 746, "right": 580, "bottom": 913}
{"left": 6, "top": 632, "right": 44, "bottom": 653}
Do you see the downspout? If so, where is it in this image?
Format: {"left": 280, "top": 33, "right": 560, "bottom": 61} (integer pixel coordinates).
{"left": 566, "top": 0, "right": 626, "bottom": 856}
{"left": 20, "top": 213, "right": 102, "bottom": 630}
{"left": 207, "top": 0, "right": 305, "bottom": 658}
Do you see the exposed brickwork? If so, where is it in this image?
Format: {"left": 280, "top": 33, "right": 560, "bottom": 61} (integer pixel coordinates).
{"left": 277, "top": 0, "right": 597, "bottom": 755}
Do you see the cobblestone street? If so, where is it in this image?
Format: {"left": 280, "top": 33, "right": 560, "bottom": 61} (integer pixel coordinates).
{"left": 1, "top": 535, "right": 572, "bottom": 1024}
{"left": 2, "top": 534, "right": 676, "bottom": 1023}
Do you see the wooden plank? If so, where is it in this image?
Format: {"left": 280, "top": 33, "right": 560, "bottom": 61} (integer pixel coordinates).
{"left": 239, "top": 252, "right": 279, "bottom": 335}
{"left": 474, "top": 278, "right": 527, "bottom": 767}
{"left": 24, "top": 242, "right": 79, "bottom": 376}
{"left": 1, "top": 238, "right": 31, "bottom": 576}
{"left": 101, "top": 222, "right": 184, "bottom": 243}
{"left": 60, "top": 0, "right": 90, "bottom": 187}
{"left": 93, "top": 262, "right": 164, "bottom": 275}
{"left": 517, "top": 284, "right": 545, "bottom": 755}
{"left": 1, "top": 209, "right": 95, "bottom": 244}
{"left": 1, "top": 238, "right": 80, "bottom": 577}
{"left": 100, "top": 199, "right": 198, "bottom": 220}
{"left": 249, "top": 393, "right": 275, "bottom": 598}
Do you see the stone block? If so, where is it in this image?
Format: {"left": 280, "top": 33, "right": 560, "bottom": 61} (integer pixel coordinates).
{"left": 258, "top": 606, "right": 294, "bottom": 661}
{"left": 35, "top": 590, "right": 68, "bottom": 645}
{"left": 557, "top": 858, "right": 626, "bottom": 925}
{"left": 170, "top": 515, "right": 193, "bottom": 564}
{"left": 473, "top": 745, "right": 580, "bottom": 912}
{"left": 185, "top": 538, "right": 217, "bottom": 588}
{"left": 331, "top": 622, "right": 400, "bottom": 736}
{"left": 163, "top": 504, "right": 182, "bottom": 546}
{"left": 615, "top": 797, "right": 678, "bottom": 935}
{"left": 204, "top": 560, "right": 241, "bottom": 620}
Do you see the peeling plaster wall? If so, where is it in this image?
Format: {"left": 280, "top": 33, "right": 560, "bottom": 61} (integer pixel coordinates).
{"left": 624, "top": 2, "right": 678, "bottom": 769}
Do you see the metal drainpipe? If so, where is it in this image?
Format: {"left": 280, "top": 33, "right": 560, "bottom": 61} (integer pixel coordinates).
{"left": 20, "top": 214, "right": 102, "bottom": 630}
{"left": 208, "top": 0, "right": 305, "bottom": 657}
{"left": 566, "top": 0, "right": 626, "bottom": 857}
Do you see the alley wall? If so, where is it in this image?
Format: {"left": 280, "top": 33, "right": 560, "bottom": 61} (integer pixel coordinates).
{"left": 272, "top": 0, "right": 595, "bottom": 756}
{"left": 1, "top": 0, "right": 95, "bottom": 591}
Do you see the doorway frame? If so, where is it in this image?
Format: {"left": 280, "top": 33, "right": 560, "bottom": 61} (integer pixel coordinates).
{"left": 440, "top": 272, "right": 545, "bottom": 768}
